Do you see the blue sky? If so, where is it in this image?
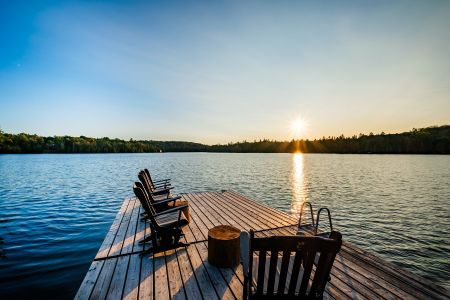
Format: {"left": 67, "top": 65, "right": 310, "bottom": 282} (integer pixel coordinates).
{"left": 1, "top": 0, "right": 449, "bottom": 143}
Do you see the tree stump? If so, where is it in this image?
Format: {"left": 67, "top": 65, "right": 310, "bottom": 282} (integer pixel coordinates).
{"left": 208, "top": 225, "right": 241, "bottom": 268}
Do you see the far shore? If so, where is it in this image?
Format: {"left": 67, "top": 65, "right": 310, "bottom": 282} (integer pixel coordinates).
{"left": 1, "top": 125, "right": 449, "bottom": 154}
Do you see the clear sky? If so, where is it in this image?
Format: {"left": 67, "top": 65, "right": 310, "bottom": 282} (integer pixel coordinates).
{"left": 1, "top": 0, "right": 449, "bottom": 144}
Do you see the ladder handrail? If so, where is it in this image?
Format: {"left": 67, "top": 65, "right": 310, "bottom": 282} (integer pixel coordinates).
{"left": 298, "top": 201, "right": 315, "bottom": 228}
{"left": 315, "top": 207, "right": 333, "bottom": 235}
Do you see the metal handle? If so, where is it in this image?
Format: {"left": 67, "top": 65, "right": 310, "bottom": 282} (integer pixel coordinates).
{"left": 298, "top": 201, "right": 315, "bottom": 229}
{"left": 315, "top": 207, "right": 333, "bottom": 235}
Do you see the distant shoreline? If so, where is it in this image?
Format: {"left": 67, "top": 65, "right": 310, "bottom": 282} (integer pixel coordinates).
{"left": 1, "top": 125, "right": 449, "bottom": 154}
{"left": 1, "top": 152, "right": 449, "bottom": 155}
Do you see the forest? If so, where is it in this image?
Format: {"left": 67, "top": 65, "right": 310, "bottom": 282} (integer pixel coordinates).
{"left": 0, "top": 125, "right": 449, "bottom": 154}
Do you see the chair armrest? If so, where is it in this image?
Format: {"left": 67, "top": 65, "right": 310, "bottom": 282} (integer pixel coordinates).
{"left": 153, "top": 182, "right": 171, "bottom": 188}
{"left": 152, "top": 186, "right": 174, "bottom": 195}
{"left": 154, "top": 205, "right": 188, "bottom": 217}
{"left": 240, "top": 231, "right": 250, "bottom": 277}
{"left": 153, "top": 178, "right": 171, "bottom": 183}
{"left": 152, "top": 196, "right": 182, "bottom": 206}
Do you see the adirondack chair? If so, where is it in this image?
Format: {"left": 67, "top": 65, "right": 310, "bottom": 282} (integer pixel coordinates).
{"left": 134, "top": 181, "right": 182, "bottom": 214}
{"left": 133, "top": 183, "right": 189, "bottom": 254}
{"left": 241, "top": 230, "right": 342, "bottom": 300}
{"left": 134, "top": 180, "right": 181, "bottom": 230}
{"left": 144, "top": 168, "right": 171, "bottom": 189}
{"left": 139, "top": 170, "right": 173, "bottom": 198}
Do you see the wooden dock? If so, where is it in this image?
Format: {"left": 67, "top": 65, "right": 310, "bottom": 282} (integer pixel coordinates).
{"left": 76, "top": 191, "right": 449, "bottom": 300}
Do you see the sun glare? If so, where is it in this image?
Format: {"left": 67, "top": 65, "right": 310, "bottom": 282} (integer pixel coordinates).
{"left": 291, "top": 118, "right": 307, "bottom": 135}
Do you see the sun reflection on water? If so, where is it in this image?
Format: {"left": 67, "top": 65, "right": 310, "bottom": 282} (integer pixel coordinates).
{"left": 290, "top": 153, "right": 307, "bottom": 215}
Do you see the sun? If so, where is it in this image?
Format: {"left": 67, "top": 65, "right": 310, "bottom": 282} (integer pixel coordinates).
{"left": 291, "top": 118, "right": 306, "bottom": 133}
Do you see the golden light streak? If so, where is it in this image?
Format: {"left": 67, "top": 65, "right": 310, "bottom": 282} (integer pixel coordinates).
{"left": 290, "top": 152, "right": 307, "bottom": 215}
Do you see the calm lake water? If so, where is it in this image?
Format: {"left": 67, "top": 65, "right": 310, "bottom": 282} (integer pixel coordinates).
{"left": 0, "top": 153, "right": 449, "bottom": 298}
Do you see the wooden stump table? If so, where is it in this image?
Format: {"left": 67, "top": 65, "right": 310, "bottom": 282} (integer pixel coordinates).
{"left": 208, "top": 225, "right": 241, "bottom": 268}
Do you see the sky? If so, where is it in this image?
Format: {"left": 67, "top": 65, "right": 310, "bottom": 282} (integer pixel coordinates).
{"left": 0, "top": 0, "right": 449, "bottom": 144}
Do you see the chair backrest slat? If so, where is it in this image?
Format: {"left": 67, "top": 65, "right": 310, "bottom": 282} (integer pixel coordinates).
{"left": 298, "top": 247, "right": 315, "bottom": 296}
{"left": 133, "top": 182, "right": 158, "bottom": 227}
{"left": 133, "top": 183, "right": 150, "bottom": 214}
{"left": 144, "top": 168, "right": 155, "bottom": 188}
{"left": 256, "top": 250, "right": 266, "bottom": 295}
{"left": 139, "top": 171, "right": 155, "bottom": 194}
{"left": 266, "top": 250, "right": 278, "bottom": 294}
{"left": 277, "top": 250, "right": 291, "bottom": 295}
{"left": 287, "top": 250, "right": 303, "bottom": 296}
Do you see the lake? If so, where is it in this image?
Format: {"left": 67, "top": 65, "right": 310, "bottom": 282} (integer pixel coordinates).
{"left": 0, "top": 153, "right": 449, "bottom": 298}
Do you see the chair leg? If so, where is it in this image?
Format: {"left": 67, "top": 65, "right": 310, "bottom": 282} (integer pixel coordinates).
{"left": 139, "top": 226, "right": 189, "bottom": 256}
{"left": 140, "top": 241, "right": 190, "bottom": 256}
{"left": 177, "top": 242, "right": 190, "bottom": 247}
{"left": 140, "top": 247, "right": 154, "bottom": 256}
{"left": 139, "top": 235, "right": 153, "bottom": 244}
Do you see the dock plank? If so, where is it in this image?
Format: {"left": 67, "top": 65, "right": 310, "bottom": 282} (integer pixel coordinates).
{"left": 106, "top": 256, "right": 130, "bottom": 300}
{"left": 108, "top": 199, "right": 136, "bottom": 257}
{"left": 95, "top": 199, "right": 131, "bottom": 259}
{"left": 198, "top": 241, "right": 243, "bottom": 299}
{"left": 175, "top": 246, "right": 203, "bottom": 300}
{"left": 183, "top": 194, "right": 238, "bottom": 299}
{"left": 154, "top": 254, "right": 170, "bottom": 300}
{"left": 90, "top": 257, "right": 118, "bottom": 300}
{"left": 183, "top": 239, "right": 219, "bottom": 300}
{"left": 121, "top": 200, "right": 140, "bottom": 255}
{"left": 139, "top": 256, "right": 153, "bottom": 300}
{"left": 122, "top": 254, "right": 141, "bottom": 300}
{"left": 75, "top": 260, "right": 105, "bottom": 300}
{"left": 165, "top": 250, "right": 186, "bottom": 300}
{"left": 193, "top": 242, "right": 236, "bottom": 300}
{"left": 133, "top": 205, "right": 146, "bottom": 253}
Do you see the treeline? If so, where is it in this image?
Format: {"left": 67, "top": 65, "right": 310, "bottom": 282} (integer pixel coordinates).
{"left": 210, "top": 126, "right": 450, "bottom": 154}
{"left": 0, "top": 125, "right": 449, "bottom": 154}
{"left": 0, "top": 133, "right": 207, "bottom": 153}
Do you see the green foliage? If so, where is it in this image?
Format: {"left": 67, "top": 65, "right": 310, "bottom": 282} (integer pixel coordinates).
{"left": 0, "top": 125, "right": 449, "bottom": 154}
{"left": 210, "top": 125, "right": 450, "bottom": 154}
{"left": 0, "top": 133, "right": 205, "bottom": 153}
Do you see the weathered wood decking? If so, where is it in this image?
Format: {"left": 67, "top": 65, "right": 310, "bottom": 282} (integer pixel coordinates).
{"left": 76, "top": 191, "right": 449, "bottom": 300}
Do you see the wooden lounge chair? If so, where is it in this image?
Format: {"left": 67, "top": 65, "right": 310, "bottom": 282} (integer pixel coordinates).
{"left": 134, "top": 181, "right": 182, "bottom": 213}
{"left": 133, "top": 183, "right": 189, "bottom": 255}
{"left": 144, "top": 168, "right": 171, "bottom": 190}
{"left": 139, "top": 170, "right": 173, "bottom": 199}
{"left": 241, "top": 230, "right": 342, "bottom": 300}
